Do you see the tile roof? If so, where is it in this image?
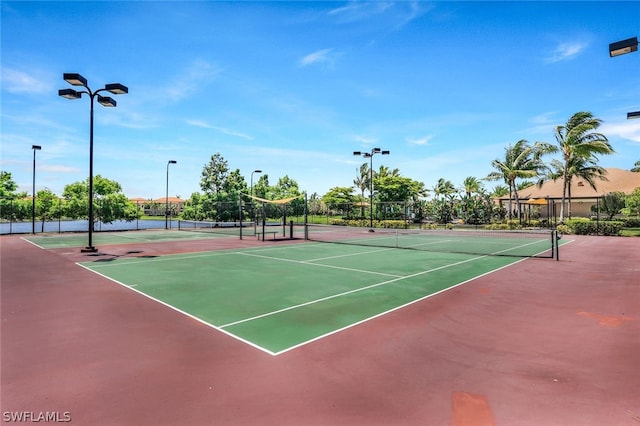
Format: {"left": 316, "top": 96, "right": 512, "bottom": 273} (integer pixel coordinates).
{"left": 517, "top": 168, "right": 640, "bottom": 200}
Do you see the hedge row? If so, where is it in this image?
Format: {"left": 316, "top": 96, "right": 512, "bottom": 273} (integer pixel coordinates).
{"left": 557, "top": 218, "right": 623, "bottom": 236}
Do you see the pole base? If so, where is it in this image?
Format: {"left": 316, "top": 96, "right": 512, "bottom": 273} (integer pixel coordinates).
{"left": 81, "top": 246, "right": 98, "bottom": 253}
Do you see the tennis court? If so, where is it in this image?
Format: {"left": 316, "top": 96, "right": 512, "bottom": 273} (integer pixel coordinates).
{"left": 77, "top": 230, "right": 560, "bottom": 355}
{"left": 4, "top": 230, "right": 639, "bottom": 425}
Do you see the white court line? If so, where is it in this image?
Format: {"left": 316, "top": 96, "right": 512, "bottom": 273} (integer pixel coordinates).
{"left": 219, "top": 253, "right": 487, "bottom": 329}
{"left": 234, "top": 251, "right": 402, "bottom": 278}
{"left": 77, "top": 262, "right": 277, "bottom": 356}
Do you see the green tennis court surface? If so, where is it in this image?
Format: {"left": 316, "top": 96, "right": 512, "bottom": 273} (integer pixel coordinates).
{"left": 80, "top": 241, "right": 550, "bottom": 355}
{"left": 23, "top": 229, "right": 230, "bottom": 249}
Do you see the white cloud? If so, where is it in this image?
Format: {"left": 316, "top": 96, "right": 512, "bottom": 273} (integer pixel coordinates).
{"left": 601, "top": 120, "right": 640, "bottom": 143}
{"left": 545, "top": 41, "right": 588, "bottom": 63}
{"left": 352, "top": 135, "right": 378, "bottom": 145}
{"left": 186, "top": 119, "right": 253, "bottom": 140}
{"left": 164, "top": 60, "right": 221, "bottom": 102}
{"left": 1, "top": 68, "right": 50, "bottom": 94}
{"left": 41, "top": 164, "right": 79, "bottom": 173}
{"left": 299, "top": 48, "right": 339, "bottom": 67}
{"left": 407, "top": 135, "right": 433, "bottom": 146}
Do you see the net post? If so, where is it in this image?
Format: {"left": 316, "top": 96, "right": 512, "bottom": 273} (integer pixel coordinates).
{"left": 552, "top": 229, "right": 559, "bottom": 261}
{"left": 304, "top": 192, "right": 309, "bottom": 240}
{"left": 261, "top": 202, "right": 266, "bottom": 242}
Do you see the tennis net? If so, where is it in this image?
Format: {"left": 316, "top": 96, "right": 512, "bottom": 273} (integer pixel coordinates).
{"left": 305, "top": 224, "right": 558, "bottom": 259}
{"left": 178, "top": 220, "right": 256, "bottom": 237}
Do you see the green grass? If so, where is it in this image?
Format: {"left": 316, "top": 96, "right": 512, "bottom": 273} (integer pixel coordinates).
{"left": 620, "top": 228, "right": 640, "bottom": 237}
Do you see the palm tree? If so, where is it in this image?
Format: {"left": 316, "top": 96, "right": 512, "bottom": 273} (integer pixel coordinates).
{"left": 462, "top": 176, "right": 483, "bottom": 198}
{"left": 432, "top": 178, "right": 456, "bottom": 199}
{"left": 632, "top": 160, "right": 640, "bottom": 173}
{"left": 353, "top": 163, "right": 369, "bottom": 218}
{"left": 486, "top": 139, "right": 548, "bottom": 220}
{"left": 549, "top": 111, "right": 614, "bottom": 222}
{"left": 548, "top": 156, "right": 608, "bottom": 218}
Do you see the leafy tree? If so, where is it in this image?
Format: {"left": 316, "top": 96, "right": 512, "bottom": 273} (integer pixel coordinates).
{"left": 181, "top": 192, "right": 206, "bottom": 220}
{"left": 0, "top": 171, "right": 28, "bottom": 220}
{"left": 548, "top": 111, "right": 614, "bottom": 222}
{"left": 624, "top": 187, "right": 640, "bottom": 217}
{"left": 62, "top": 175, "right": 139, "bottom": 224}
{"left": 200, "top": 153, "right": 229, "bottom": 197}
{"left": 0, "top": 171, "right": 21, "bottom": 198}
{"left": 35, "top": 188, "right": 61, "bottom": 231}
{"left": 376, "top": 175, "right": 426, "bottom": 204}
{"left": 598, "top": 192, "right": 626, "bottom": 220}
{"left": 631, "top": 161, "right": 640, "bottom": 173}
{"left": 253, "top": 174, "right": 270, "bottom": 199}
{"left": 322, "top": 186, "right": 355, "bottom": 206}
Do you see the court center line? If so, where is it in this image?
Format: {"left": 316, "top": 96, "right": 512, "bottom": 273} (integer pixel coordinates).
{"left": 219, "top": 253, "right": 487, "bottom": 328}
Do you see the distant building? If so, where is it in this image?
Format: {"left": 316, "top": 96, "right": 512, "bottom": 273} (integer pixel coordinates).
{"left": 497, "top": 168, "right": 640, "bottom": 220}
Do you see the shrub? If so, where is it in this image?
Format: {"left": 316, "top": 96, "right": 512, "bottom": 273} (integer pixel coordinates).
{"left": 562, "top": 218, "right": 622, "bottom": 236}
{"left": 622, "top": 218, "right": 640, "bottom": 228}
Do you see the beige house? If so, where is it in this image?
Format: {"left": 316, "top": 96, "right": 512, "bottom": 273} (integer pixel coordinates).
{"left": 498, "top": 168, "right": 640, "bottom": 220}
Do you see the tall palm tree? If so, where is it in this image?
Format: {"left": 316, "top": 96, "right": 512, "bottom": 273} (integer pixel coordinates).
{"left": 462, "top": 176, "right": 483, "bottom": 198}
{"left": 432, "top": 178, "right": 456, "bottom": 199}
{"left": 486, "top": 139, "right": 548, "bottom": 220}
{"left": 548, "top": 156, "right": 608, "bottom": 218}
{"left": 549, "top": 111, "right": 614, "bottom": 222}
{"left": 353, "top": 163, "right": 369, "bottom": 218}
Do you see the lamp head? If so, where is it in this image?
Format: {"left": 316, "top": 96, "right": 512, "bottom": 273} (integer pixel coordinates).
{"left": 32, "top": 145, "right": 42, "bottom": 150}
{"left": 105, "top": 83, "right": 128, "bottom": 95}
{"left": 609, "top": 37, "right": 638, "bottom": 57}
{"left": 58, "top": 88, "right": 82, "bottom": 99}
{"left": 63, "top": 73, "right": 88, "bottom": 87}
{"left": 168, "top": 160, "right": 177, "bottom": 164}
{"left": 97, "top": 95, "right": 116, "bottom": 107}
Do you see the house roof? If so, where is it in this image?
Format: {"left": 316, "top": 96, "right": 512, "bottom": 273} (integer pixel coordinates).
{"left": 515, "top": 168, "right": 640, "bottom": 200}
{"left": 153, "top": 196, "right": 184, "bottom": 203}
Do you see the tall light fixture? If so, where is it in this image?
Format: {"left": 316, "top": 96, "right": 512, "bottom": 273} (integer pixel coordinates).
{"left": 59, "top": 73, "right": 128, "bottom": 252}
{"left": 31, "top": 145, "right": 42, "bottom": 234}
{"left": 609, "top": 36, "right": 638, "bottom": 57}
{"left": 353, "top": 148, "right": 390, "bottom": 230}
{"left": 166, "top": 160, "right": 177, "bottom": 230}
{"left": 609, "top": 37, "right": 639, "bottom": 120}
{"left": 250, "top": 169, "right": 262, "bottom": 197}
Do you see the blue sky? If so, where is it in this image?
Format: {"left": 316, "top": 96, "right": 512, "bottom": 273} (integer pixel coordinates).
{"left": 2, "top": 1, "right": 639, "bottom": 200}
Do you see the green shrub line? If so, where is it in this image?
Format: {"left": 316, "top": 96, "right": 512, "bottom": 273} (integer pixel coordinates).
{"left": 326, "top": 217, "right": 638, "bottom": 237}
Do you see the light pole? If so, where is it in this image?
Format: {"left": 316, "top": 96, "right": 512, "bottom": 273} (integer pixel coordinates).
{"left": 353, "top": 148, "right": 390, "bottom": 230}
{"left": 59, "top": 73, "right": 128, "bottom": 252}
{"left": 166, "top": 160, "right": 177, "bottom": 229}
{"left": 250, "top": 169, "right": 262, "bottom": 197}
{"left": 31, "top": 145, "right": 41, "bottom": 234}
{"left": 609, "top": 37, "right": 639, "bottom": 119}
